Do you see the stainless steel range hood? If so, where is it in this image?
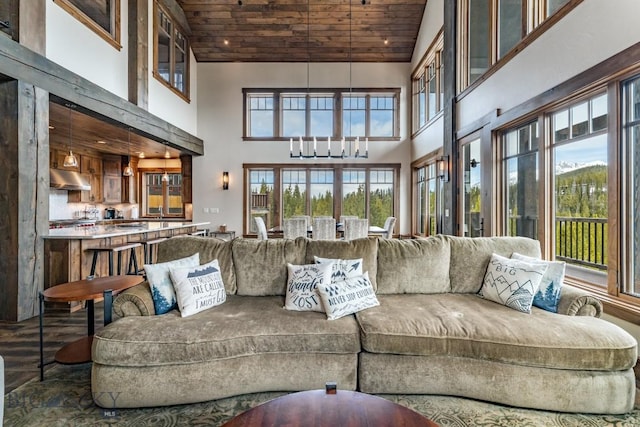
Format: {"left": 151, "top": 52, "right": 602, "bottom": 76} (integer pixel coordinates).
{"left": 50, "top": 169, "right": 91, "bottom": 191}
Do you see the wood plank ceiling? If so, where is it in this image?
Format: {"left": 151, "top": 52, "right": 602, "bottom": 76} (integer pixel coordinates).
{"left": 179, "top": 0, "right": 428, "bottom": 62}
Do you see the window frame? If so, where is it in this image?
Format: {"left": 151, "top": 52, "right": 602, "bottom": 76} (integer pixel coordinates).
{"left": 243, "top": 163, "right": 401, "bottom": 236}
{"left": 457, "top": 0, "right": 583, "bottom": 95}
{"left": 53, "top": 0, "right": 121, "bottom": 50}
{"left": 140, "top": 169, "right": 184, "bottom": 218}
{"left": 242, "top": 88, "right": 401, "bottom": 141}
{"left": 412, "top": 29, "right": 444, "bottom": 136}
{"left": 411, "top": 151, "right": 445, "bottom": 237}
{"left": 153, "top": 0, "right": 190, "bottom": 102}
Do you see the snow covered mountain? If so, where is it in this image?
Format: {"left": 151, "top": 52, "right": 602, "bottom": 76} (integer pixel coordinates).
{"left": 555, "top": 160, "right": 607, "bottom": 175}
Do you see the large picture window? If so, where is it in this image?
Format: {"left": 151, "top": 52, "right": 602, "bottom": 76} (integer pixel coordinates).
{"left": 142, "top": 172, "right": 183, "bottom": 217}
{"left": 412, "top": 154, "right": 444, "bottom": 237}
{"left": 243, "top": 89, "right": 400, "bottom": 140}
{"left": 244, "top": 164, "right": 399, "bottom": 235}
{"left": 623, "top": 76, "right": 640, "bottom": 297}
{"left": 153, "top": 1, "right": 190, "bottom": 100}
{"left": 54, "top": 0, "right": 121, "bottom": 49}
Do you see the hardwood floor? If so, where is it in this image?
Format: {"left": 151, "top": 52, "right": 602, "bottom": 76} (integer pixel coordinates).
{"left": 1, "top": 303, "right": 104, "bottom": 393}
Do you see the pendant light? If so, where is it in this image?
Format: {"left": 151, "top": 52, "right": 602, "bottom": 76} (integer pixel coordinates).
{"left": 122, "top": 127, "right": 134, "bottom": 177}
{"left": 63, "top": 104, "right": 78, "bottom": 168}
{"left": 162, "top": 145, "right": 170, "bottom": 182}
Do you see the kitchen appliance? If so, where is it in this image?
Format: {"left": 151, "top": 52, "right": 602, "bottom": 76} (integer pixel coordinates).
{"left": 104, "top": 208, "right": 116, "bottom": 219}
{"left": 130, "top": 206, "right": 139, "bottom": 219}
{"left": 49, "top": 169, "right": 91, "bottom": 191}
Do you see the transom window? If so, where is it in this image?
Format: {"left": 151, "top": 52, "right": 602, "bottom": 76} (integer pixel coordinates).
{"left": 153, "top": 1, "right": 190, "bottom": 100}
{"left": 243, "top": 89, "right": 400, "bottom": 140}
{"left": 458, "top": 0, "right": 580, "bottom": 91}
{"left": 53, "top": 0, "right": 121, "bottom": 49}
{"left": 244, "top": 164, "right": 399, "bottom": 235}
{"left": 412, "top": 29, "right": 444, "bottom": 135}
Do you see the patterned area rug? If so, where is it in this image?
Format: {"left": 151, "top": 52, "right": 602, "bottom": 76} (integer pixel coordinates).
{"left": 4, "top": 363, "right": 640, "bottom": 427}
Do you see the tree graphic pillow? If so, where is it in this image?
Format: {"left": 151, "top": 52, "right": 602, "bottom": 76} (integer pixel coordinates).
{"left": 479, "top": 253, "right": 548, "bottom": 313}
{"left": 145, "top": 253, "right": 200, "bottom": 315}
{"left": 511, "top": 252, "right": 566, "bottom": 313}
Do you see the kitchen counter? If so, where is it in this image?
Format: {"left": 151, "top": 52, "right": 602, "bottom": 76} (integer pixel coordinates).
{"left": 44, "top": 222, "right": 210, "bottom": 240}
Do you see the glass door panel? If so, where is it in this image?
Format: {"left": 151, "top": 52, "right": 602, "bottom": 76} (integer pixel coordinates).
{"left": 461, "top": 138, "right": 483, "bottom": 236}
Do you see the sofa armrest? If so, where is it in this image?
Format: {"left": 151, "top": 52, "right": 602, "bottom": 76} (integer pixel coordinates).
{"left": 556, "top": 284, "right": 602, "bottom": 317}
{"left": 113, "top": 282, "right": 156, "bottom": 317}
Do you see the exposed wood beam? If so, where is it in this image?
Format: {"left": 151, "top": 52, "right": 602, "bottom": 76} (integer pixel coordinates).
{"left": 0, "top": 34, "right": 203, "bottom": 155}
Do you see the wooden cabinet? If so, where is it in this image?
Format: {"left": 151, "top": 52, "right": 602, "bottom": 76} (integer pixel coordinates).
{"left": 68, "top": 154, "right": 103, "bottom": 203}
{"left": 121, "top": 156, "right": 138, "bottom": 204}
{"left": 103, "top": 155, "right": 122, "bottom": 203}
{"left": 49, "top": 148, "right": 80, "bottom": 172}
{"left": 180, "top": 154, "right": 192, "bottom": 204}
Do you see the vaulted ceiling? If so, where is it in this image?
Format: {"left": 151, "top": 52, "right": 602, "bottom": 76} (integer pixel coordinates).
{"left": 178, "top": 0, "right": 428, "bottom": 62}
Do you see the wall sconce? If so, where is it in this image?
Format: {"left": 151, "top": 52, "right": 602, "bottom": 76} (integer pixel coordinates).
{"left": 438, "top": 155, "right": 449, "bottom": 182}
{"left": 222, "top": 171, "right": 229, "bottom": 190}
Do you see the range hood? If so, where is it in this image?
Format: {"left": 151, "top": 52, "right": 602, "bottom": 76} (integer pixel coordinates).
{"left": 50, "top": 169, "right": 91, "bottom": 191}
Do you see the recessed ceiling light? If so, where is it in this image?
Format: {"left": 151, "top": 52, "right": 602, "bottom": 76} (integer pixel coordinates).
{"left": 97, "top": 140, "right": 107, "bottom": 144}
{"left": 384, "top": 38, "right": 389, "bottom": 45}
{"left": 224, "top": 39, "right": 229, "bottom": 46}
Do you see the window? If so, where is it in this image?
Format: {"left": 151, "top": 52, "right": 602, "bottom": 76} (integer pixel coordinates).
{"left": 153, "top": 1, "right": 190, "bottom": 100}
{"left": 248, "top": 170, "right": 276, "bottom": 232}
{"left": 142, "top": 172, "right": 183, "bottom": 217}
{"left": 412, "top": 155, "right": 444, "bottom": 237}
{"left": 458, "top": 0, "right": 579, "bottom": 91}
{"left": 243, "top": 164, "right": 399, "bottom": 234}
{"left": 502, "top": 121, "right": 539, "bottom": 239}
{"left": 412, "top": 30, "right": 444, "bottom": 135}
{"left": 243, "top": 89, "right": 400, "bottom": 140}
{"left": 623, "top": 76, "right": 640, "bottom": 297}
{"left": 54, "top": 0, "right": 121, "bottom": 49}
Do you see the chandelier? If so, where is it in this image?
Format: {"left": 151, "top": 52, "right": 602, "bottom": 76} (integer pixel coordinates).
{"left": 289, "top": 0, "right": 367, "bottom": 160}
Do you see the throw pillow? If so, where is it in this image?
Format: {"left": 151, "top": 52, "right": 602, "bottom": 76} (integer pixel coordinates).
{"left": 284, "top": 262, "right": 334, "bottom": 312}
{"left": 169, "top": 259, "right": 227, "bottom": 317}
{"left": 316, "top": 272, "right": 380, "bottom": 320}
{"left": 479, "top": 253, "right": 548, "bottom": 313}
{"left": 145, "top": 253, "right": 200, "bottom": 315}
{"left": 314, "top": 256, "right": 363, "bottom": 283}
{"left": 511, "top": 252, "right": 566, "bottom": 313}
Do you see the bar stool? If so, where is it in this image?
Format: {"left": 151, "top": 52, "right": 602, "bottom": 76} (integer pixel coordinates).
{"left": 141, "top": 237, "right": 168, "bottom": 264}
{"left": 189, "top": 229, "right": 208, "bottom": 236}
{"left": 88, "top": 242, "right": 142, "bottom": 277}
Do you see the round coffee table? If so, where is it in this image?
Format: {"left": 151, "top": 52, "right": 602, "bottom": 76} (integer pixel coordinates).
{"left": 221, "top": 389, "right": 439, "bottom": 427}
{"left": 38, "top": 275, "right": 143, "bottom": 380}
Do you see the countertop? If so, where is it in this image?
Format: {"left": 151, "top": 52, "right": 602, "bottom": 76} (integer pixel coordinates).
{"left": 43, "top": 221, "right": 210, "bottom": 240}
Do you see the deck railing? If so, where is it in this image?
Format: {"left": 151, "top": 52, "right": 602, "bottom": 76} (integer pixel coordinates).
{"left": 508, "top": 216, "right": 607, "bottom": 271}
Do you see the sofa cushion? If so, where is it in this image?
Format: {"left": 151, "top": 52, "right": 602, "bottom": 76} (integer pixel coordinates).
{"left": 317, "top": 272, "right": 379, "bottom": 320}
{"left": 232, "top": 238, "right": 307, "bottom": 296}
{"left": 512, "top": 252, "right": 566, "bottom": 313}
{"left": 446, "top": 236, "right": 541, "bottom": 293}
{"left": 479, "top": 253, "right": 547, "bottom": 313}
{"left": 157, "top": 236, "right": 236, "bottom": 294}
{"left": 284, "top": 262, "right": 334, "bottom": 312}
{"left": 306, "top": 237, "right": 378, "bottom": 291}
{"left": 356, "top": 294, "right": 637, "bottom": 371}
{"left": 93, "top": 295, "right": 361, "bottom": 367}
{"left": 376, "top": 236, "right": 451, "bottom": 294}
{"left": 170, "top": 259, "right": 227, "bottom": 317}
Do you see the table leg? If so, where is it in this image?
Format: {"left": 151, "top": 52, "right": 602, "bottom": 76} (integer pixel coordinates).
{"left": 39, "top": 292, "right": 44, "bottom": 381}
{"left": 103, "top": 289, "right": 113, "bottom": 326}
{"left": 87, "top": 299, "right": 95, "bottom": 336}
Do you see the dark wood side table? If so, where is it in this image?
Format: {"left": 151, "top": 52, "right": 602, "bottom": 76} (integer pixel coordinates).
{"left": 221, "top": 389, "right": 439, "bottom": 427}
{"left": 38, "top": 275, "right": 143, "bottom": 380}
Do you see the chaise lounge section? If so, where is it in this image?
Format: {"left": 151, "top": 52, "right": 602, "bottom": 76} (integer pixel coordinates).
{"left": 92, "top": 235, "right": 637, "bottom": 413}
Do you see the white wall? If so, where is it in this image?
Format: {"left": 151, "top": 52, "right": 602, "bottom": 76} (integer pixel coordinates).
{"left": 194, "top": 62, "right": 412, "bottom": 235}
{"left": 457, "top": 0, "right": 640, "bottom": 130}
{"left": 409, "top": 0, "right": 445, "bottom": 160}
{"left": 46, "top": 0, "right": 129, "bottom": 99}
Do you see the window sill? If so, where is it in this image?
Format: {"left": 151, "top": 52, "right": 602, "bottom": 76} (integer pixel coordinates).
{"left": 564, "top": 278, "right": 640, "bottom": 325}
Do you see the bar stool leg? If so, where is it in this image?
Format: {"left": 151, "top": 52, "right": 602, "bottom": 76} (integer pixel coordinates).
{"left": 128, "top": 249, "right": 139, "bottom": 275}
{"left": 117, "top": 251, "right": 123, "bottom": 275}
{"left": 90, "top": 251, "right": 99, "bottom": 277}
{"left": 108, "top": 252, "right": 114, "bottom": 276}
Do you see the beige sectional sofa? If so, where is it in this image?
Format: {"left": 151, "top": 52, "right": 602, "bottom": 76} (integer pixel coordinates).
{"left": 92, "top": 235, "right": 637, "bottom": 414}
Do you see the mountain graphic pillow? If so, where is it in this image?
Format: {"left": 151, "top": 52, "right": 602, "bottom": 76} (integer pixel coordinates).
{"left": 316, "top": 271, "right": 379, "bottom": 320}
{"left": 511, "top": 252, "right": 566, "bottom": 313}
{"left": 479, "top": 253, "right": 548, "bottom": 313}
{"left": 170, "top": 259, "right": 226, "bottom": 317}
{"left": 314, "top": 256, "right": 363, "bottom": 283}
{"left": 145, "top": 253, "right": 200, "bottom": 315}
{"left": 284, "top": 262, "right": 334, "bottom": 312}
